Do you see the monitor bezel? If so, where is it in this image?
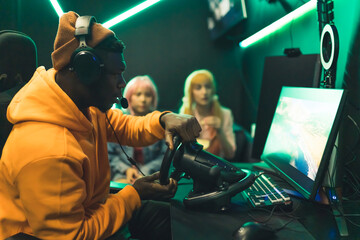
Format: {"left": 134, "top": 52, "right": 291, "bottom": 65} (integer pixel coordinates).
{"left": 261, "top": 86, "right": 347, "bottom": 200}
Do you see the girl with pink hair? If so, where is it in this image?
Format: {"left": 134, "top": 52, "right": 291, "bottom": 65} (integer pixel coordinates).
{"left": 108, "top": 75, "right": 166, "bottom": 183}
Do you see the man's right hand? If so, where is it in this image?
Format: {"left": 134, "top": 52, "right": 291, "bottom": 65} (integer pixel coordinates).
{"left": 160, "top": 112, "right": 202, "bottom": 150}
{"left": 132, "top": 172, "right": 178, "bottom": 200}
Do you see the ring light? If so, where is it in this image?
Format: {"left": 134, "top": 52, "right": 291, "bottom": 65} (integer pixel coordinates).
{"left": 320, "top": 24, "right": 339, "bottom": 70}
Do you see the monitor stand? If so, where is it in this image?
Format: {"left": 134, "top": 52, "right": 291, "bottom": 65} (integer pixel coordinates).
{"left": 327, "top": 187, "right": 349, "bottom": 237}
{"left": 319, "top": 134, "right": 349, "bottom": 237}
{"left": 317, "top": 186, "right": 348, "bottom": 237}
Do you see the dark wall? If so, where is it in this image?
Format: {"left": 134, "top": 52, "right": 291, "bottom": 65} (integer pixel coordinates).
{"left": 0, "top": 0, "right": 59, "bottom": 68}
{"left": 108, "top": 0, "right": 245, "bottom": 117}
{"left": 1, "top": 0, "right": 359, "bottom": 131}
{"left": 237, "top": 0, "right": 360, "bottom": 129}
{"left": 0, "top": 0, "right": 245, "bottom": 125}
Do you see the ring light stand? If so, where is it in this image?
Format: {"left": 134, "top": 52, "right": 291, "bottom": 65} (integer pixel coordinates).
{"left": 317, "top": 1, "right": 348, "bottom": 235}
{"left": 159, "top": 136, "right": 255, "bottom": 211}
{"left": 319, "top": 25, "right": 347, "bottom": 236}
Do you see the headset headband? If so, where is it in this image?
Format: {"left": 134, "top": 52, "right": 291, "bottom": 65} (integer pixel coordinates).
{"left": 74, "top": 16, "right": 97, "bottom": 48}
{"left": 70, "top": 15, "right": 103, "bottom": 85}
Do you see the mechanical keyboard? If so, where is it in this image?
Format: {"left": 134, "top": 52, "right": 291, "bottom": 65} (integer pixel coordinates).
{"left": 241, "top": 173, "right": 293, "bottom": 211}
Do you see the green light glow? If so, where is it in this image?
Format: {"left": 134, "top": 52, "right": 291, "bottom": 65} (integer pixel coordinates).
{"left": 49, "top": 0, "right": 64, "bottom": 17}
{"left": 48, "top": 0, "right": 161, "bottom": 29}
{"left": 102, "top": 0, "right": 161, "bottom": 29}
{"left": 239, "top": 0, "right": 317, "bottom": 48}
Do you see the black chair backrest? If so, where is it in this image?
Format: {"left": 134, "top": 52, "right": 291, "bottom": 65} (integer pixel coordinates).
{"left": 0, "top": 30, "right": 38, "bottom": 155}
{"left": 227, "top": 123, "right": 253, "bottom": 163}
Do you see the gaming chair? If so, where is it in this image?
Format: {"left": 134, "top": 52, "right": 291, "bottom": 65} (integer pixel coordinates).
{"left": 0, "top": 30, "right": 38, "bottom": 155}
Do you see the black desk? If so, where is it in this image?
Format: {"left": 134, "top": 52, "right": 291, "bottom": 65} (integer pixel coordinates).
{"left": 170, "top": 163, "right": 360, "bottom": 240}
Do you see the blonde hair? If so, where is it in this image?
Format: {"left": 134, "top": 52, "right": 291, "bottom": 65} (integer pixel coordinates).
{"left": 179, "top": 69, "right": 223, "bottom": 121}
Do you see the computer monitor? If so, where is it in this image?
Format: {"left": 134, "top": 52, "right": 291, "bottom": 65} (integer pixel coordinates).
{"left": 261, "top": 86, "right": 347, "bottom": 200}
{"left": 252, "top": 54, "right": 322, "bottom": 160}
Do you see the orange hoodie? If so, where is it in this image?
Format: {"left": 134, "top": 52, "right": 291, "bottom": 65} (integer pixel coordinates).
{"left": 0, "top": 67, "right": 166, "bottom": 239}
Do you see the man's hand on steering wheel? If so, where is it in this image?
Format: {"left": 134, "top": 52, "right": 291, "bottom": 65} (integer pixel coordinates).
{"left": 160, "top": 113, "right": 202, "bottom": 150}
{"left": 133, "top": 172, "right": 178, "bottom": 200}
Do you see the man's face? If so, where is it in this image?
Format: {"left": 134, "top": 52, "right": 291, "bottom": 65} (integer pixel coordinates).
{"left": 89, "top": 50, "right": 126, "bottom": 112}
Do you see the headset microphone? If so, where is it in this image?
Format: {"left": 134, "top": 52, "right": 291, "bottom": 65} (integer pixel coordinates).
{"left": 120, "top": 97, "right": 129, "bottom": 109}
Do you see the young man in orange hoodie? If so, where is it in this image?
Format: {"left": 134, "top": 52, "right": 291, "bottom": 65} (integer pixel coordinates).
{"left": 0, "top": 11, "right": 201, "bottom": 240}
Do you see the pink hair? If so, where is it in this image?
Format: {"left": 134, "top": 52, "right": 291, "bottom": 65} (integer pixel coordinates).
{"left": 123, "top": 75, "right": 158, "bottom": 115}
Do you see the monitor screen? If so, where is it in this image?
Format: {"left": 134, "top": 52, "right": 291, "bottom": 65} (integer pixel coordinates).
{"left": 261, "top": 87, "right": 347, "bottom": 199}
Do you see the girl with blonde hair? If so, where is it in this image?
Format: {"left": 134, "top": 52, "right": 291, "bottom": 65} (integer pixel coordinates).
{"left": 179, "top": 69, "right": 236, "bottom": 159}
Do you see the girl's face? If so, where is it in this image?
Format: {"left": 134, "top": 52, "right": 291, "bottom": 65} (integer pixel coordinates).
{"left": 130, "top": 86, "right": 153, "bottom": 116}
{"left": 192, "top": 80, "right": 213, "bottom": 107}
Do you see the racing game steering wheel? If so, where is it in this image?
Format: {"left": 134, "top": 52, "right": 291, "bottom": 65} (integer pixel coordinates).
{"left": 159, "top": 135, "right": 182, "bottom": 185}
{"left": 159, "top": 135, "right": 256, "bottom": 211}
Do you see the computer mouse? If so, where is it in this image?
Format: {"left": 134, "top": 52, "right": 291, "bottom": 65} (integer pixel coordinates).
{"left": 232, "top": 221, "right": 276, "bottom": 240}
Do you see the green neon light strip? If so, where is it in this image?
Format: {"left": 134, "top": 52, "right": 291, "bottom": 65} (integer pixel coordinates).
{"left": 103, "top": 0, "right": 161, "bottom": 29}
{"left": 49, "top": 0, "right": 64, "bottom": 17}
{"left": 239, "top": 0, "right": 317, "bottom": 48}
{"left": 49, "top": 0, "right": 161, "bottom": 29}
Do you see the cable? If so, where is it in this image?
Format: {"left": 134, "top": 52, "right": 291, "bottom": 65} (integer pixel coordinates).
{"left": 278, "top": 200, "right": 302, "bottom": 219}
{"left": 343, "top": 168, "right": 360, "bottom": 199}
{"left": 285, "top": 0, "right": 308, "bottom": 54}
{"left": 344, "top": 217, "right": 360, "bottom": 228}
{"left": 344, "top": 115, "right": 360, "bottom": 166}
{"left": 273, "top": 218, "right": 295, "bottom": 232}
{"left": 340, "top": 114, "right": 360, "bottom": 199}
{"left": 247, "top": 205, "right": 278, "bottom": 223}
{"left": 343, "top": 214, "right": 360, "bottom": 217}
{"left": 105, "top": 113, "right": 145, "bottom": 176}
{"left": 289, "top": 15, "right": 294, "bottom": 49}
{"left": 254, "top": 172, "right": 266, "bottom": 180}
{"left": 247, "top": 205, "right": 302, "bottom": 234}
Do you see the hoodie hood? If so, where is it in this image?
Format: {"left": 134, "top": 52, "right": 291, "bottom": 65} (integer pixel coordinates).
{"left": 7, "top": 66, "right": 92, "bottom": 132}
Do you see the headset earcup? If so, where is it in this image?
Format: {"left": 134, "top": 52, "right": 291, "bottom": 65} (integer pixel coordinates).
{"left": 71, "top": 49, "right": 102, "bottom": 85}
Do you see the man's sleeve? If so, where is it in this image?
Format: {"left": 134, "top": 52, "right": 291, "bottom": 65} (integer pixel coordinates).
{"left": 106, "top": 109, "right": 166, "bottom": 147}
{"left": 17, "top": 157, "right": 141, "bottom": 240}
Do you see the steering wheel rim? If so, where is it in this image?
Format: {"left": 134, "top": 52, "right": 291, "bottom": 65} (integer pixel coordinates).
{"left": 159, "top": 135, "right": 181, "bottom": 185}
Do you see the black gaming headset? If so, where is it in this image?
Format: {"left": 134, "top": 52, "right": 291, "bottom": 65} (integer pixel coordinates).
{"left": 69, "top": 16, "right": 104, "bottom": 85}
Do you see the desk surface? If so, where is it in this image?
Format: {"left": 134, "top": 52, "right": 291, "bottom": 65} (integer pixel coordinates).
{"left": 170, "top": 163, "right": 360, "bottom": 240}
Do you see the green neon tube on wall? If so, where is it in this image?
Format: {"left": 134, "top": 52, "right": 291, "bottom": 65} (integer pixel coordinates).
{"left": 239, "top": 0, "right": 317, "bottom": 48}
{"left": 49, "top": 0, "right": 161, "bottom": 29}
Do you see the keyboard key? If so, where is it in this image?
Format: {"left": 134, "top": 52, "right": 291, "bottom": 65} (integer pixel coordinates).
{"left": 242, "top": 174, "right": 293, "bottom": 211}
